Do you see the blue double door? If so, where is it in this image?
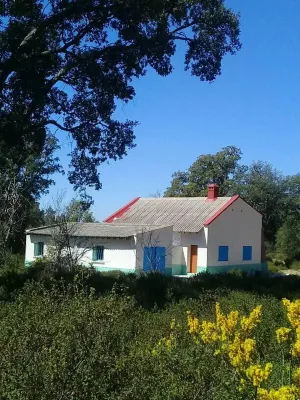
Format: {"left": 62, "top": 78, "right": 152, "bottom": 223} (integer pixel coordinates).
{"left": 143, "top": 247, "right": 166, "bottom": 273}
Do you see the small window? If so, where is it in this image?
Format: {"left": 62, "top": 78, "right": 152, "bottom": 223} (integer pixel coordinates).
{"left": 243, "top": 246, "right": 252, "bottom": 261}
{"left": 218, "top": 246, "right": 228, "bottom": 261}
{"left": 34, "top": 242, "right": 44, "bottom": 257}
{"left": 92, "top": 246, "right": 104, "bottom": 261}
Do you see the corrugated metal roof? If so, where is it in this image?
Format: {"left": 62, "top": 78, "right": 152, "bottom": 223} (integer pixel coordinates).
{"left": 27, "top": 223, "right": 171, "bottom": 238}
{"left": 110, "top": 197, "right": 232, "bottom": 232}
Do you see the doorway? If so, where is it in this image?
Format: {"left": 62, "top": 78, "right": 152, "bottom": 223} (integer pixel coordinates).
{"left": 190, "top": 245, "right": 198, "bottom": 273}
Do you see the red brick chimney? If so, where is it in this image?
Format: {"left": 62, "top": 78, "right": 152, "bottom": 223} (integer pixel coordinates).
{"left": 207, "top": 184, "right": 219, "bottom": 200}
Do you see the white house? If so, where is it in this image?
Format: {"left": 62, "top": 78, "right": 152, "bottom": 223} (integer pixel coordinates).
{"left": 25, "top": 185, "right": 267, "bottom": 275}
{"left": 25, "top": 223, "right": 174, "bottom": 273}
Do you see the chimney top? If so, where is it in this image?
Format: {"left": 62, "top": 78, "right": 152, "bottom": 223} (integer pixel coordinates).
{"left": 207, "top": 184, "right": 219, "bottom": 200}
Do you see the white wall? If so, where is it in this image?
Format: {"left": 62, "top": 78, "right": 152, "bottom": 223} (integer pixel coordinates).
{"left": 135, "top": 226, "right": 174, "bottom": 271}
{"left": 26, "top": 234, "right": 52, "bottom": 261}
{"left": 26, "top": 234, "right": 136, "bottom": 270}
{"left": 180, "top": 230, "right": 208, "bottom": 271}
{"left": 207, "top": 198, "right": 262, "bottom": 267}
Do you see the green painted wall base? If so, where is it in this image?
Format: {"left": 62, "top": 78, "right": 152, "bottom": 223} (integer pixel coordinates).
{"left": 93, "top": 265, "right": 136, "bottom": 274}
{"left": 197, "top": 263, "right": 268, "bottom": 275}
{"left": 25, "top": 261, "right": 268, "bottom": 276}
{"left": 166, "top": 265, "right": 187, "bottom": 276}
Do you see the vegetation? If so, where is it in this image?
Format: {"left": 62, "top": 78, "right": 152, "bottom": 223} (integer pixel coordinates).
{"left": 0, "top": 0, "right": 241, "bottom": 196}
{"left": 1, "top": 263, "right": 300, "bottom": 399}
{"left": 165, "top": 146, "right": 300, "bottom": 254}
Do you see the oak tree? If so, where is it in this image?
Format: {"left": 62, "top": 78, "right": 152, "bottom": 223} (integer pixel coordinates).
{"left": 0, "top": 0, "right": 241, "bottom": 194}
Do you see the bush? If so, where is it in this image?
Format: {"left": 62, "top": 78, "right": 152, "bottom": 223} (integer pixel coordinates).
{"left": 0, "top": 252, "right": 26, "bottom": 274}
{"left": 0, "top": 281, "right": 298, "bottom": 400}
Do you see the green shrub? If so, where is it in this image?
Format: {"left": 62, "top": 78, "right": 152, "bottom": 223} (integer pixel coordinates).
{"left": 0, "top": 280, "right": 296, "bottom": 400}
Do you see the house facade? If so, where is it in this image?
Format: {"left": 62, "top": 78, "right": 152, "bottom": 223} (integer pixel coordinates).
{"left": 25, "top": 223, "right": 173, "bottom": 273}
{"left": 25, "top": 185, "right": 267, "bottom": 275}
{"left": 103, "top": 184, "right": 267, "bottom": 275}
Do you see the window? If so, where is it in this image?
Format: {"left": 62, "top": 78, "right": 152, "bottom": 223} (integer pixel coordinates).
{"left": 218, "top": 246, "right": 228, "bottom": 261}
{"left": 243, "top": 246, "right": 252, "bottom": 261}
{"left": 92, "top": 246, "right": 104, "bottom": 261}
{"left": 34, "top": 242, "right": 44, "bottom": 257}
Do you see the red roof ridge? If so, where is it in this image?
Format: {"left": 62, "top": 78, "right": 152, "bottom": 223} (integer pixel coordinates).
{"left": 204, "top": 195, "right": 240, "bottom": 227}
{"left": 104, "top": 197, "right": 140, "bottom": 223}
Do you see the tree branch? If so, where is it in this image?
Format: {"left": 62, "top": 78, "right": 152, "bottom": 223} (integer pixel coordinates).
{"left": 46, "top": 119, "right": 101, "bottom": 133}
{"left": 170, "top": 21, "right": 196, "bottom": 35}
{"left": 173, "top": 35, "right": 193, "bottom": 42}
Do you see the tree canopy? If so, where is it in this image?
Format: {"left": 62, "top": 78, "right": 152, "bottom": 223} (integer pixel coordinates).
{"left": 0, "top": 0, "right": 241, "bottom": 195}
{"left": 165, "top": 147, "right": 300, "bottom": 244}
{"left": 165, "top": 146, "right": 243, "bottom": 197}
{"left": 43, "top": 198, "right": 96, "bottom": 224}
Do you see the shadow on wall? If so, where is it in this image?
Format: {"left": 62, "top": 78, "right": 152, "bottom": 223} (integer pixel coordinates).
{"left": 169, "top": 246, "right": 187, "bottom": 275}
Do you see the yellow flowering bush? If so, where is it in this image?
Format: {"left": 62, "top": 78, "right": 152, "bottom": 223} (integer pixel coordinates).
{"left": 245, "top": 363, "right": 273, "bottom": 387}
{"left": 257, "top": 385, "right": 300, "bottom": 400}
{"left": 153, "top": 298, "right": 300, "bottom": 399}
{"left": 276, "top": 327, "right": 292, "bottom": 344}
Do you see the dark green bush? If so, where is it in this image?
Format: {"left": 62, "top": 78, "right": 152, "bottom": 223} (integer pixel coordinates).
{"left": 0, "top": 280, "right": 293, "bottom": 400}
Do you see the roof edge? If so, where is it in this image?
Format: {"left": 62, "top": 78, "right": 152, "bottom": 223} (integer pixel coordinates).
{"left": 104, "top": 197, "right": 140, "bottom": 223}
{"left": 26, "top": 224, "right": 59, "bottom": 233}
{"left": 204, "top": 195, "right": 240, "bottom": 226}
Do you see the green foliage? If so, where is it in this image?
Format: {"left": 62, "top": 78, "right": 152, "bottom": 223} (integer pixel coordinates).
{"left": 0, "top": 0, "right": 241, "bottom": 194}
{"left": 233, "top": 161, "right": 290, "bottom": 243}
{"left": 165, "top": 149, "right": 300, "bottom": 245}
{"left": 0, "top": 252, "right": 25, "bottom": 274}
{"left": 0, "top": 134, "right": 61, "bottom": 254}
{"left": 65, "top": 199, "right": 96, "bottom": 222}
{"left": 165, "top": 146, "right": 243, "bottom": 197}
{"left": 0, "top": 269, "right": 299, "bottom": 399}
{"left": 276, "top": 216, "right": 300, "bottom": 261}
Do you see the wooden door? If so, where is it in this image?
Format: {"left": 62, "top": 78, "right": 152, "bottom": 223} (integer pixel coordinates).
{"left": 190, "top": 245, "right": 198, "bottom": 273}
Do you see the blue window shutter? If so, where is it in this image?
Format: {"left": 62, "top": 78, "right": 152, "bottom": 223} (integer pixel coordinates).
{"left": 39, "top": 242, "right": 44, "bottom": 256}
{"left": 34, "top": 242, "right": 44, "bottom": 256}
{"left": 143, "top": 247, "right": 166, "bottom": 272}
{"left": 143, "top": 247, "right": 151, "bottom": 272}
{"left": 218, "top": 246, "right": 229, "bottom": 261}
{"left": 98, "top": 246, "right": 104, "bottom": 260}
{"left": 156, "top": 247, "right": 166, "bottom": 272}
{"left": 34, "top": 243, "right": 38, "bottom": 257}
{"left": 243, "top": 246, "right": 252, "bottom": 261}
{"left": 93, "top": 246, "right": 104, "bottom": 261}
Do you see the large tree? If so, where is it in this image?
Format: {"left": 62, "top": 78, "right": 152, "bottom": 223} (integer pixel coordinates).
{"left": 232, "top": 161, "right": 289, "bottom": 243}
{"left": 0, "top": 134, "right": 61, "bottom": 252}
{"left": 164, "top": 149, "right": 300, "bottom": 244}
{"left": 165, "top": 146, "right": 243, "bottom": 196}
{"left": 0, "top": 0, "right": 241, "bottom": 194}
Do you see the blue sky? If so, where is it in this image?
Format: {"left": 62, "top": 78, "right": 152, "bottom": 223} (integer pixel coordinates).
{"left": 42, "top": 0, "right": 300, "bottom": 221}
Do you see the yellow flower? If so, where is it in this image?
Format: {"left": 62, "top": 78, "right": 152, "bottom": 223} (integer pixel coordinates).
{"left": 245, "top": 363, "right": 273, "bottom": 387}
{"left": 292, "top": 339, "right": 300, "bottom": 357}
{"left": 239, "top": 378, "right": 246, "bottom": 392}
{"left": 214, "top": 349, "right": 221, "bottom": 356}
{"left": 276, "top": 327, "right": 292, "bottom": 344}
{"left": 215, "top": 303, "right": 239, "bottom": 341}
{"left": 227, "top": 334, "right": 255, "bottom": 369}
{"left": 152, "top": 332, "right": 175, "bottom": 355}
{"left": 258, "top": 385, "right": 299, "bottom": 400}
{"left": 293, "top": 367, "right": 300, "bottom": 385}
{"left": 187, "top": 311, "right": 200, "bottom": 336}
{"left": 170, "top": 318, "right": 176, "bottom": 330}
{"left": 282, "top": 299, "right": 300, "bottom": 330}
{"left": 240, "top": 305, "right": 262, "bottom": 332}
{"left": 200, "top": 321, "right": 219, "bottom": 343}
